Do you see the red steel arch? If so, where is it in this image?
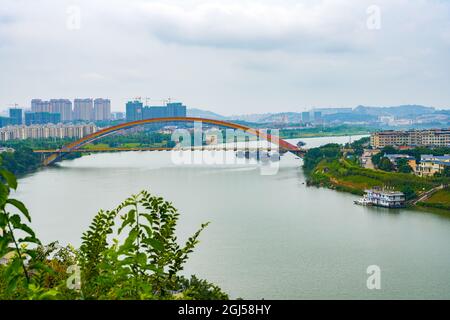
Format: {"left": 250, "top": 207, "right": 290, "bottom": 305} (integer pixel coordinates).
{"left": 43, "top": 117, "right": 301, "bottom": 165}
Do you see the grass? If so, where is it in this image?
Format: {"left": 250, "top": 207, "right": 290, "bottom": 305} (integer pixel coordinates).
{"left": 417, "top": 188, "right": 450, "bottom": 212}
{"left": 309, "top": 158, "right": 437, "bottom": 197}
{"left": 81, "top": 143, "right": 109, "bottom": 149}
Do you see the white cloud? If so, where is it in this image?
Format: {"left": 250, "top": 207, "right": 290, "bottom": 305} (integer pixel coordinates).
{"left": 0, "top": 0, "right": 449, "bottom": 114}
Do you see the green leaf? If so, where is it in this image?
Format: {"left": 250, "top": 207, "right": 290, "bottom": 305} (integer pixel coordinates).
{"left": 7, "top": 199, "right": 31, "bottom": 222}
{"left": 0, "top": 169, "right": 17, "bottom": 190}
{"left": 9, "top": 214, "right": 38, "bottom": 240}
{"left": 136, "top": 252, "right": 147, "bottom": 266}
{"left": 118, "top": 209, "right": 136, "bottom": 234}
{"left": 7, "top": 274, "right": 19, "bottom": 293}
{"left": 144, "top": 238, "right": 164, "bottom": 252}
{"left": 38, "top": 289, "right": 60, "bottom": 300}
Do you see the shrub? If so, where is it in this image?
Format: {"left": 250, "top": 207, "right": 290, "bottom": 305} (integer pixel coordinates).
{"left": 0, "top": 168, "right": 228, "bottom": 300}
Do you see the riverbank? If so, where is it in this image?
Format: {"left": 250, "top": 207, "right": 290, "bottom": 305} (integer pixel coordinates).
{"left": 417, "top": 188, "right": 450, "bottom": 212}
{"left": 16, "top": 143, "right": 450, "bottom": 299}
{"left": 305, "top": 157, "right": 450, "bottom": 212}
{"left": 280, "top": 125, "right": 372, "bottom": 139}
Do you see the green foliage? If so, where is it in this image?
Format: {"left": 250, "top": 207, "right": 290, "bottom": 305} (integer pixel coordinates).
{"left": 98, "top": 132, "right": 175, "bottom": 148}
{"left": 397, "top": 158, "right": 413, "bottom": 174}
{"left": 306, "top": 156, "right": 437, "bottom": 200}
{"left": 0, "top": 145, "right": 41, "bottom": 176}
{"left": 436, "top": 166, "right": 450, "bottom": 178}
{"left": 378, "top": 157, "right": 395, "bottom": 172}
{"left": 0, "top": 166, "right": 52, "bottom": 298}
{"left": 348, "top": 137, "right": 370, "bottom": 156}
{"left": 303, "top": 144, "right": 342, "bottom": 173}
{"left": 0, "top": 132, "right": 175, "bottom": 177}
{"left": 79, "top": 191, "right": 219, "bottom": 299}
{"left": 280, "top": 125, "right": 373, "bottom": 139}
{"left": 401, "top": 185, "right": 417, "bottom": 200}
{"left": 0, "top": 169, "right": 228, "bottom": 300}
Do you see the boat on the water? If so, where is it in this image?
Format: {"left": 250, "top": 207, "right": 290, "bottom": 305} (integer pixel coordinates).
{"left": 354, "top": 197, "right": 373, "bottom": 206}
{"left": 354, "top": 187, "right": 406, "bottom": 208}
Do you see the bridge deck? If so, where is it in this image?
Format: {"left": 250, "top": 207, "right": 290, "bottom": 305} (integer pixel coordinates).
{"left": 34, "top": 146, "right": 306, "bottom": 153}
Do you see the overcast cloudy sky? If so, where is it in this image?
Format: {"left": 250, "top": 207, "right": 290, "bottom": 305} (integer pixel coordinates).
{"left": 0, "top": 0, "right": 449, "bottom": 114}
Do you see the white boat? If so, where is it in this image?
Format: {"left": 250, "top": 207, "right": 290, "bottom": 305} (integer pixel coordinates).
{"left": 354, "top": 197, "right": 373, "bottom": 206}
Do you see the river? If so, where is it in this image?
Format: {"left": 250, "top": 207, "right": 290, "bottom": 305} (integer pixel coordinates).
{"left": 14, "top": 135, "right": 450, "bottom": 299}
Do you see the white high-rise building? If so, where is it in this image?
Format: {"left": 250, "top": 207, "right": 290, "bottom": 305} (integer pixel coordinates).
{"left": 93, "top": 98, "right": 111, "bottom": 121}
{"left": 50, "top": 99, "right": 73, "bottom": 121}
{"left": 74, "top": 98, "right": 93, "bottom": 121}
{"left": 31, "top": 99, "right": 51, "bottom": 113}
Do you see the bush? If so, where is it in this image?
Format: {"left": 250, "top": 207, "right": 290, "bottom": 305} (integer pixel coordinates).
{"left": 0, "top": 168, "right": 228, "bottom": 300}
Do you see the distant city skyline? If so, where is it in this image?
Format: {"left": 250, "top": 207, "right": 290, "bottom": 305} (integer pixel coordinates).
{"left": 1, "top": 98, "right": 449, "bottom": 118}
{"left": 1, "top": 0, "right": 450, "bottom": 114}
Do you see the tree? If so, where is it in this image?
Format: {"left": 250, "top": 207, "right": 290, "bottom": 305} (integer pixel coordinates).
{"left": 378, "top": 157, "right": 394, "bottom": 172}
{"left": 401, "top": 185, "right": 417, "bottom": 201}
{"left": 0, "top": 168, "right": 228, "bottom": 300}
{"left": 397, "top": 158, "right": 412, "bottom": 173}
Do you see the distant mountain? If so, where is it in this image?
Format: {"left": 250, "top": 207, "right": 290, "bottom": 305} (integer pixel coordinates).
{"left": 323, "top": 112, "right": 377, "bottom": 123}
{"left": 259, "top": 112, "right": 302, "bottom": 123}
{"left": 354, "top": 105, "right": 435, "bottom": 117}
{"left": 188, "top": 105, "right": 441, "bottom": 124}
{"left": 229, "top": 113, "right": 274, "bottom": 122}
{"left": 187, "top": 108, "right": 227, "bottom": 120}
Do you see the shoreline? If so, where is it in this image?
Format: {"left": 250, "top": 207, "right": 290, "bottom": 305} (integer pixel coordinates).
{"left": 304, "top": 167, "right": 450, "bottom": 215}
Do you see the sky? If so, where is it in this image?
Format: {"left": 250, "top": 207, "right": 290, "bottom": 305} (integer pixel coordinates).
{"left": 0, "top": 0, "right": 449, "bottom": 115}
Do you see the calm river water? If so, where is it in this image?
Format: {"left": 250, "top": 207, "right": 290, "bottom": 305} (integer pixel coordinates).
{"left": 15, "top": 135, "right": 450, "bottom": 299}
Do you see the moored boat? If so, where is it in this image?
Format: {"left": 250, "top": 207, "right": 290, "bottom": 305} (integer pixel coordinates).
{"left": 354, "top": 197, "right": 373, "bottom": 206}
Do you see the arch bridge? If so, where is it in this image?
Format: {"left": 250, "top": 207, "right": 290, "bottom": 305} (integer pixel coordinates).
{"left": 41, "top": 117, "right": 305, "bottom": 166}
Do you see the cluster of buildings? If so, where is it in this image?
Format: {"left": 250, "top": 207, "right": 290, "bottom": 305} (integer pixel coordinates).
{"left": 370, "top": 129, "right": 450, "bottom": 148}
{"left": 384, "top": 153, "right": 450, "bottom": 177}
{"left": 0, "top": 123, "right": 98, "bottom": 141}
{"left": 0, "top": 98, "right": 112, "bottom": 128}
{"left": 368, "top": 129, "right": 450, "bottom": 177}
{"left": 31, "top": 98, "right": 111, "bottom": 122}
{"left": 0, "top": 98, "right": 188, "bottom": 141}
{"left": 125, "top": 100, "right": 187, "bottom": 122}
{"left": 300, "top": 111, "right": 322, "bottom": 124}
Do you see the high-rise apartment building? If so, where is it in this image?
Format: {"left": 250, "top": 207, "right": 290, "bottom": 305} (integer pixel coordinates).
{"left": 9, "top": 108, "right": 23, "bottom": 125}
{"left": 25, "top": 112, "right": 61, "bottom": 126}
{"left": 0, "top": 117, "right": 10, "bottom": 128}
{"left": 74, "top": 98, "right": 93, "bottom": 121}
{"left": 313, "top": 111, "right": 322, "bottom": 123}
{"left": 50, "top": 99, "right": 73, "bottom": 121}
{"left": 167, "top": 102, "right": 187, "bottom": 117}
{"left": 31, "top": 99, "right": 51, "bottom": 113}
{"left": 126, "top": 100, "right": 143, "bottom": 122}
{"left": 126, "top": 101, "right": 187, "bottom": 122}
{"left": 93, "top": 98, "right": 111, "bottom": 121}
{"left": 302, "top": 112, "right": 310, "bottom": 123}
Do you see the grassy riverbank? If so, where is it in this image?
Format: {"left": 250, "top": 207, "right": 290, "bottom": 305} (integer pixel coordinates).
{"left": 308, "top": 158, "right": 437, "bottom": 196}
{"left": 417, "top": 188, "right": 450, "bottom": 212}
{"left": 280, "top": 125, "right": 373, "bottom": 139}
{"left": 303, "top": 141, "right": 450, "bottom": 212}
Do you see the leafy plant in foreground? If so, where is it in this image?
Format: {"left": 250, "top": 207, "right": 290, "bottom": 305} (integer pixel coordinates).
{"left": 0, "top": 168, "right": 41, "bottom": 293}
{"left": 79, "top": 190, "right": 224, "bottom": 299}
{"left": 0, "top": 167, "right": 228, "bottom": 300}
